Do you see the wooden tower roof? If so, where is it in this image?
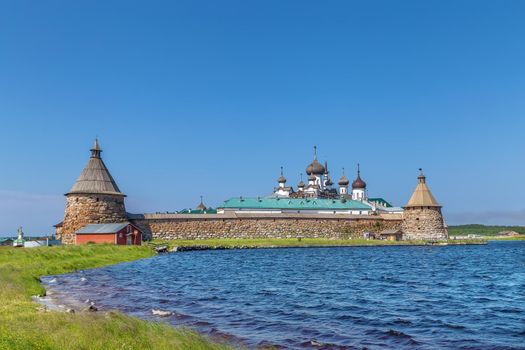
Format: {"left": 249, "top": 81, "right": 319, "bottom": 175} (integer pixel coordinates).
{"left": 405, "top": 169, "right": 440, "bottom": 208}
{"left": 67, "top": 139, "right": 125, "bottom": 196}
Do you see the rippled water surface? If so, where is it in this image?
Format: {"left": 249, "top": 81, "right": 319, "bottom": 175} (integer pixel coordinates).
{"left": 43, "top": 241, "right": 525, "bottom": 349}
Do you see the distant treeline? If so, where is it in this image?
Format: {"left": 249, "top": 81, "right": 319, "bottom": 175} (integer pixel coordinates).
{"left": 448, "top": 224, "right": 525, "bottom": 236}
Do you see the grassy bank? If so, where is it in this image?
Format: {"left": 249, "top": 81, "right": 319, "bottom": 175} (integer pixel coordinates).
{"left": 448, "top": 224, "right": 525, "bottom": 236}
{"left": 479, "top": 235, "right": 525, "bottom": 241}
{"left": 151, "top": 237, "right": 485, "bottom": 250}
{"left": 0, "top": 245, "right": 230, "bottom": 350}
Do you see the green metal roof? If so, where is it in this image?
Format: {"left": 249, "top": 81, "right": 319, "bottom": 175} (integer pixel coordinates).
{"left": 221, "top": 197, "right": 372, "bottom": 210}
{"left": 177, "top": 208, "right": 218, "bottom": 214}
{"left": 368, "top": 197, "right": 392, "bottom": 207}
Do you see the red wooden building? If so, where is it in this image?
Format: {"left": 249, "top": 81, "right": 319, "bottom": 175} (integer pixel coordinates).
{"left": 75, "top": 223, "right": 142, "bottom": 245}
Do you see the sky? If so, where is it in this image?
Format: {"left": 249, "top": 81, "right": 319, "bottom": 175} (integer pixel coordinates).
{"left": 1, "top": 0, "right": 525, "bottom": 235}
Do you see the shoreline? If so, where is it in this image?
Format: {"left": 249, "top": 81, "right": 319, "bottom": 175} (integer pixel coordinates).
{"left": 31, "top": 239, "right": 488, "bottom": 312}
{"left": 0, "top": 245, "right": 229, "bottom": 350}
{"left": 4, "top": 239, "right": 520, "bottom": 349}
{"left": 150, "top": 238, "right": 490, "bottom": 253}
{"left": 32, "top": 240, "right": 525, "bottom": 350}
{"left": 168, "top": 241, "right": 487, "bottom": 252}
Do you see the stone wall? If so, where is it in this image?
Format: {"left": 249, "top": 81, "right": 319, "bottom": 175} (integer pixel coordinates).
{"left": 59, "top": 194, "right": 128, "bottom": 244}
{"left": 401, "top": 207, "right": 448, "bottom": 240}
{"left": 131, "top": 216, "right": 403, "bottom": 241}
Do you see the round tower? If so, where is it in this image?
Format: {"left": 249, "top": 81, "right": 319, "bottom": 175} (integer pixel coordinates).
{"left": 401, "top": 169, "right": 448, "bottom": 240}
{"left": 58, "top": 139, "right": 127, "bottom": 244}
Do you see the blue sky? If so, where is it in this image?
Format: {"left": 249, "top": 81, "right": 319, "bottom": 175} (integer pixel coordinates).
{"left": 1, "top": 0, "right": 525, "bottom": 235}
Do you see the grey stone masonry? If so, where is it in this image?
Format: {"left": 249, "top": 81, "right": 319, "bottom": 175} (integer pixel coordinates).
{"left": 401, "top": 207, "right": 448, "bottom": 240}
{"left": 131, "top": 216, "right": 403, "bottom": 241}
{"left": 59, "top": 194, "right": 127, "bottom": 245}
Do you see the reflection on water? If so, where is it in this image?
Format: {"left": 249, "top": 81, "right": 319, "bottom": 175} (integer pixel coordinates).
{"left": 43, "top": 242, "right": 525, "bottom": 349}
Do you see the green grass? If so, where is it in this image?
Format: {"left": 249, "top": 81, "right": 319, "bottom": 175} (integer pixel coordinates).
{"left": 0, "top": 245, "right": 231, "bottom": 350}
{"left": 448, "top": 224, "right": 525, "bottom": 236}
{"left": 483, "top": 235, "right": 525, "bottom": 241}
{"left": 150, "top": 237, "right": 484, "bottom": 250}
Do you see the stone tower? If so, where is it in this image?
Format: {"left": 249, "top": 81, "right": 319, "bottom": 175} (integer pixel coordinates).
{"left": 402, "top": 169, "right": 448, "bottom": 240}
{"left": 58, "top": 139, "right": 128, "bottom": 244}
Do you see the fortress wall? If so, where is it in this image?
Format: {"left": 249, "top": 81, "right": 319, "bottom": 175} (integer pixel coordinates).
{"left": 131, "top": 216, "right": 403, "bottom": 241}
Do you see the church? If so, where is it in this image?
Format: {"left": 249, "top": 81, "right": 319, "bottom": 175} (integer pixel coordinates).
{"left": 219, "top": 146, "right": 403, "bottom": 215}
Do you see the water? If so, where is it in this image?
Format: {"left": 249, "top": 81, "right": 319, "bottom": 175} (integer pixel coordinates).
{"left": 43, "top": 241, "right": 525, "bottom": 349}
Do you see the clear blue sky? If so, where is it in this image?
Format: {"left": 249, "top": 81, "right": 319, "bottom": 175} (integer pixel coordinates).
{"left": 1, "top": 0, "right": 525, "bottom": 235}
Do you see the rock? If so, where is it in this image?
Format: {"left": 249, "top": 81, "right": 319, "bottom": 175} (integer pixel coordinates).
{"left": 155, "top": 246, "right": 168, "bottom": 253}
{"left": 152, "top": 309, "right": 173, "bottom": 317}
{"left": 36, "top": 306, "right": 47, "bottom": 312}
{"left": 66, "top": 308, "right": 75, "bottom": 313}
{"left": 85, "top": 305, "right": 98, "bottom": 312}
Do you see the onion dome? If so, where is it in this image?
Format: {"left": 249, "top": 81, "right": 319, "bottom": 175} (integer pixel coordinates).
{"left": 338, "top": 168, "right": 350, "bottom": 186}
{"left": 351, "top": 164, "right": 367, "bottom": 189}
{"left": 306, "top": 160, "right": 325, "bottom": 175}
{"left": 196, "top": 196, "right": 207, "bottom": 210}
{"left": 305, "top": 146, "right": 326, "bottom": 175}
{"left": 352, "top": 176, "right": 366, "bottom": 189}
{"left": 297, "top": 173, "right": 305, "bottom": 188}
{"left": 277, "top": 166, "right": 287, "bottom": 183}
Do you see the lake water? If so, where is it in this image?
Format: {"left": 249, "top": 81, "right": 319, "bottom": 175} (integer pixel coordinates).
{"left": 43, "top": 241, "right": 525, "bottom": 349}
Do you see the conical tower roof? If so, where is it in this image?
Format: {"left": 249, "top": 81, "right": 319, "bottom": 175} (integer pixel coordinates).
{"left": 67, "top": 139, "right": 125, "bottom": 196}
{"left": 405, "top": 169, "right": 440, "bottom": 208}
